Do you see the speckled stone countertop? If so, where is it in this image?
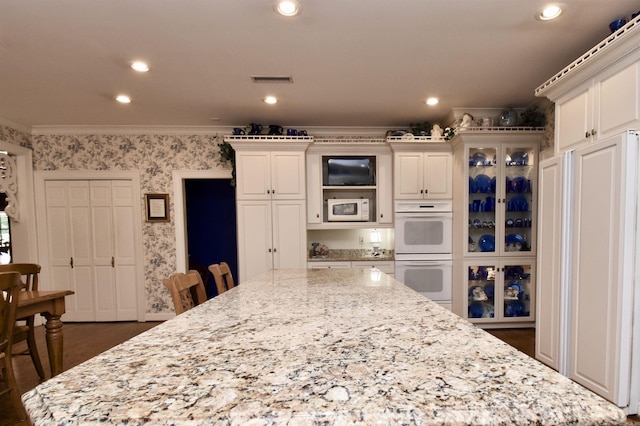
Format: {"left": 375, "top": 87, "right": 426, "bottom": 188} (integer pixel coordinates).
{"left": 23, "top": 269, "right": 625, "bottom": 425}
{"left": 308, "top": 248, "right": 394, "bottom": 262}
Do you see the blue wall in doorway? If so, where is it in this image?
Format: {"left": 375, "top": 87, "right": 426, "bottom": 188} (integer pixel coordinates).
{"left": 184, "top": 179, "right": 237, "bottom": 297}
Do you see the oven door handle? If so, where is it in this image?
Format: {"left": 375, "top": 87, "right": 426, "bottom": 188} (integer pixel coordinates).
{"left": 399, "top": 262, "right": 451, "bottom": 267}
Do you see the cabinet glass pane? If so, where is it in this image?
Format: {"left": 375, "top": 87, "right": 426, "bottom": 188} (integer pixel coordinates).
{"left": 468, "top": 148, "right": 497, "bottom": 254}
{"left": 467, "top": 264, "right": 496, "bottom": 319}
{"left": 504, "top": 146, "right": 535, "bottom": 253}
{"left": 503, "top": 264, "right": 533, "bottom": 319}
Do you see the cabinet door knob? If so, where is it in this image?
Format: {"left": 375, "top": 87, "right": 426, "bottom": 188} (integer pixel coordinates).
{"left": 585, "top": 131, "right": 590, "bottom": 138}
{"left": 420, "top": 189, "right": 424, "bottom": 194}
{"left": 272, "top": 189, "right": 275, "bottom": 194}
{"left": 591, "top": 129, "right": 597, "bottom": 136}
{"left": 273, "top": 248, "right": 277, "bottom": 253}
{"left": 316, "top": 213, "right": 320, "bottom": 218}
{"left": 380, "top": 213, "right": 384, "bottom": 218}
{"left": 425, "top": 189, "right": 428, "bottom": 194}
{"left": 268, "top": 248, "right": 272, "bottom": 253}
{"left": 267, "top": 190, "right": 271, "bottom": 194}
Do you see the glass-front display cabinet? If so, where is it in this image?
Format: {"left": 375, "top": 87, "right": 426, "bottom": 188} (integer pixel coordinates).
{"left": 466, "top": 142, "right": 537, "bottom": 256}
{"left": 451, "top": 130, "right": 543, "bottom": 327}
{"left": 464, "top": 260, "right": 535, "bottom": 324}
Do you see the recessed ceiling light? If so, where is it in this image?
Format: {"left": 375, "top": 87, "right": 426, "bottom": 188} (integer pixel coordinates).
{"left": 274, "top": 0, "right": 302, "bottom": 17}
{"left": 538, "top": 4, "right": 563, "bottom": 20}
{"left": 426, "top": 97, "right": 439, "bottom": 106}
{"left": 263, "top": 96, "right": 278, "bottom": 104}
{"left": 131, "top": 61, "right": 149, "bottom": 72}
{"left": 115, "top": 95, "right": 131, "bottom": 104}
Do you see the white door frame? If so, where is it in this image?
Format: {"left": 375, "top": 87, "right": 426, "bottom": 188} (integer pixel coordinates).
{"left": 172, "top": 169, "right": 232, "bottom": 272}
{"left": 34, "top": 170, "right": 146, "bottom": 322}
{"left": 0, "top": 141, "right": 38, "bottom": 263}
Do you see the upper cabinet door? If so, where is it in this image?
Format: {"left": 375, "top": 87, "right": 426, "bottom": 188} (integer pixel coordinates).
{"left": 394, "top": 151, "right": 452, "bottom": 200}
{"left": 555, "top": 84, "right": 592, "bottom": 155}
{"left": 236, "top": 151, "right": 305, "bottom": 200}
{"left": 595, "top": 61, "right": 640, "bottom": 139}
{"left": 424, "top": 152, "right": 452, "bottom": 199}
{"left": 394, "top": 153, "right": 424, "bottom": 199}
{"left": 236, "top": 152, "right": 271, "bottom": 200}
{"left": 271, "top": 152, "right": 306, "bottom": 199}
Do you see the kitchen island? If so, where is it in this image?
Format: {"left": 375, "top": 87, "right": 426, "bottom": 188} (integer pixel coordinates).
{"left": 23, "top": 268, "right": 625, "bottom": 425}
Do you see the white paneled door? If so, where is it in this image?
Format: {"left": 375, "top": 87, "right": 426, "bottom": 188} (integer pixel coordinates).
{"left": 44, "top": 180, "right": 138, "bottom": 321}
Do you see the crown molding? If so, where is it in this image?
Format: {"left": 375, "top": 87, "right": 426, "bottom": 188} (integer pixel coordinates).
{"left": 28, "top": 124, "right": 393, "bottom": 137}
{"left": 0, "top": 116, "right": 31, "bottom": 134}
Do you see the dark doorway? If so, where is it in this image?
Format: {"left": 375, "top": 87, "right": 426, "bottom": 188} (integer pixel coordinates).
{"left": 184, "top": 179, "right": 237, "bottom": 297}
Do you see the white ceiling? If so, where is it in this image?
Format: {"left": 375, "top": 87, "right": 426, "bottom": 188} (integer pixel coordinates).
{"left": 1, "top": 1, "right": 638, "bottom": 132}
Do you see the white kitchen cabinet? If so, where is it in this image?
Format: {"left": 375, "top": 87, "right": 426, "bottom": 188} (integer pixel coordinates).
{"left": 535, "top": 132, "right": 640, "bottom": 409}
{"left": 306, "top": 152, "right": 322, "bottom": 224}
{"left": 237, "top": 200, "right": 306, "bottom": 282}
{"left": 393, "top": 152, "right": 452, "bottom": 200}
{"left": 229, "top": 137, "right": 311, "bottom": 283}
{"left": 536, "top": 27, "right": 640, "bottom": 413}
{"left": 307, "top": 260, "right": 394, "bottom": 275}
{"left": 351, "top": 260, "right": 394, "bottom": 274}
{"left": 535, "top": 155, "right": 566, "bottom": 372}
{"left": 542, "top": 53, "right": 640, "bottom": 156}
{"left": 376, "top": 153, "right": 393, "bottom": 224}
{"left": 450, "top": 131, "right": 542, "bottom": 328}
{"left": 43, "top": 180, "right": 139, "bottom": 322}
{"left": 307, "top": 261, "right": 350, "bottom": 269}
{"left": 305, "top": 143, "right": 393, "bottom": 229}
{"left": 452, "top": 133, "right": 541, "bottom": 258}
{"left": 235, "top": 151, "right": 306, "bottom": 200}
{"left": 459, "top": 258, "right": 536, "bottom": 326}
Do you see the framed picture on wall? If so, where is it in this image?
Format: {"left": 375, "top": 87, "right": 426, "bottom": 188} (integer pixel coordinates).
{"left": 145, "top": 193, "right": 170, "bottom": 222}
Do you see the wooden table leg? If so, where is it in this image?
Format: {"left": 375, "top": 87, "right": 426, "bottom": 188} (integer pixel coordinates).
{"left": 42, "top": 313, "right": 64, "bottom": 376}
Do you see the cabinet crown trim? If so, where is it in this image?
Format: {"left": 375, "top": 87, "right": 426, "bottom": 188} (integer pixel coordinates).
{"left": 536, "top": 15, "right": 640, "bottom": 99}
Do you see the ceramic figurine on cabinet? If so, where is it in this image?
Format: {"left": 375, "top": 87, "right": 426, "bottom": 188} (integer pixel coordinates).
{"left": 460, "top": 113, "right": 474, "bottom": 129}
{"left": 431, "top": 124, "right": 443, "bottom": 140}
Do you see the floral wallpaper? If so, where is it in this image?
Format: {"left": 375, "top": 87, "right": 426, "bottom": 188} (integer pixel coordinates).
{"left": 1, "top": 125, "right": 231, "bottom": 315}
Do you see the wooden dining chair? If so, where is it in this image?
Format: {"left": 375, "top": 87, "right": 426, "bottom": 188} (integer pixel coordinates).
{"left": 0, "top": 271, "right": 27, "bottom": 420}
{"left": 162, "top": 270, "right": 208, "bottom": 315}
{"left": 208, "top": 262, "right": 235, "bottom": 295}
{"left": 0, "top": 263, "right": 45, "bottom": 380}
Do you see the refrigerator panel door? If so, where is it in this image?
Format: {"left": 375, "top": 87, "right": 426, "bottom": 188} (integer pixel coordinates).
{"left": 568, "top": 131, "right": 636, "bottom": 407}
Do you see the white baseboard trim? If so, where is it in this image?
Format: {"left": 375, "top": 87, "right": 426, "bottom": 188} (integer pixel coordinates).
{"left": 144, "top": 313, "right": 175, "bottom": 322}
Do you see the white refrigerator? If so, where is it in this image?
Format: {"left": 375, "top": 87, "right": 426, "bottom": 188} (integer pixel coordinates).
{"left": 536, "top": 130, "right": 640, "bottom": 414}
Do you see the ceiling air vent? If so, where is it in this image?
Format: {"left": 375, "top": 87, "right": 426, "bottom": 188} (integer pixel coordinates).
{"left": 251, "top": 75, "right": 294, "bottom": 83}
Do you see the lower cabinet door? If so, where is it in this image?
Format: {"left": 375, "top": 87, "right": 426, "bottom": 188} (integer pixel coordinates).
{"left": 236, "top": 201, "right": 273, "bottom": 283}
{"left": 271, "top": 200, "right": 306, "bottom": 270}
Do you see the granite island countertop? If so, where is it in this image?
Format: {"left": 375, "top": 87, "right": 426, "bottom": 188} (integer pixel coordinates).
{"left": 23, "top": 269, "right": 625, "bottom": 425}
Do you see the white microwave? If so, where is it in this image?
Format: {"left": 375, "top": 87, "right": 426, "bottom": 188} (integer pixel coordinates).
{"left": 327, "top": 199, "right": 370, "bottom": 222}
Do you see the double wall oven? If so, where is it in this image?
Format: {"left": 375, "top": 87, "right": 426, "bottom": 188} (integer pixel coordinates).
{"left": 394, "top": 200, "right": 453, "bottom": 309}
